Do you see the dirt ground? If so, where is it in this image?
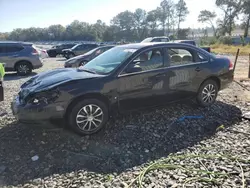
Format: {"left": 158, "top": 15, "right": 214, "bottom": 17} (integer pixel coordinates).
{"left": 0, "top": 56, "right": 250, "bottom": 188}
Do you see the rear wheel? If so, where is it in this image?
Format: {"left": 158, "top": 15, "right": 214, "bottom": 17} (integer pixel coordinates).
{"left": 68, "top": 99, "right": 109, "bottom": 135}
{"left": 16, "top": 61, "right": 32, "bottom": 76}
{"left": 196, "top": 80, "right": 218, "bottom": 107}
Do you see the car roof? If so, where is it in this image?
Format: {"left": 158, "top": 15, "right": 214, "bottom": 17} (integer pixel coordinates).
{"left": 118, "top": 42, "right": 196, "bottom": 49}
{"left": 0, "top": 41, "right": 33, "bottom": 45}
{"left": 98, "top": 45, "right": 115, "bottom": 48}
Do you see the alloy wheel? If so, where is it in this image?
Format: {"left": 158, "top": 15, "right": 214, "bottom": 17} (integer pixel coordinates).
{"left": 18, "top": 64, "right": 30, "bottom": 74}
{"left": 202, "top": 84, "right": 216, "bottom": 103}
{"left": 76, "top": 104, "right": 104, "bottom": 132}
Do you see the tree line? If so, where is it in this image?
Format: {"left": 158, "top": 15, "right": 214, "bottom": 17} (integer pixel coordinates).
{"left": 0, "top": 0, "right": 249, "bottom": 42}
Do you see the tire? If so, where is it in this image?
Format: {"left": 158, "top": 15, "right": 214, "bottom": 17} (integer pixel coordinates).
{"left": 15, "top": 61, "right": 32, "bottom": 76}
{"left": 48, "top": 51, "right": 57, "bottom": 57}
{"left": 68, "top": 99, "right": 109, "bottom": 135}
{"left": 196, "top": 79, "right": 218, "bottom": 107}
{"left": 66, "top": 53, "right": 75, "bottom": 59}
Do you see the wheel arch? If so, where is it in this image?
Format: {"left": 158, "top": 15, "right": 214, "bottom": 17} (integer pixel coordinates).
{"left": 199, "top": 76, "right": 221, "bottom": 91}
{"left": 64, "top": 93, "right": 111, "bottom": 118}
{"left": 14, "top": 60, "right": 33, "bottom": 70}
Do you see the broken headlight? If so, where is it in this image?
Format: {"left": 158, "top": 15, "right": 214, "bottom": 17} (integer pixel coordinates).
{"left": 27, "top": 89, "right": 60, "bottom": 105}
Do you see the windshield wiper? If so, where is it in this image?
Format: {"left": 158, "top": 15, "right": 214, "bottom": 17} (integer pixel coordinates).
{"left": 78, "top": 68, "right": 97, "bottom": 74}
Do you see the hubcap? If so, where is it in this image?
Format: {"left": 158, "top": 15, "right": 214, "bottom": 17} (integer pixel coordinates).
{"left": 202, "top": 84, "right": 216, "bottom": 103}
{"left": 18, "top": 64, "right": 29, "bottom": 74}
{"left": 76, "top": 104, "right": 104, "bottom": 132}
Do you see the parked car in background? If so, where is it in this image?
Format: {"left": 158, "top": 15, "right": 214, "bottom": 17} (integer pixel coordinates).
{"left": 64, "top": 45, "right": 115, "bottom": 68}
{"left": 38, "top": 48, "right": 49, "bottom": 59}
{"left": 141, "top": 36, "right": 170, "bottom": 43}
{"left": 47, "top": 43, "right": 76, "bottom": 57}
{"left": 12, "top": 42, "right": 234, "bottom": 135}
{"left": 62, "top": 43, "right": 99, "bottom": 59}
{"left": 173, "top": 40, "right": 211, "bottom": 53}
{"left": 0, "top": 42, "right": 43, "bottom": 75}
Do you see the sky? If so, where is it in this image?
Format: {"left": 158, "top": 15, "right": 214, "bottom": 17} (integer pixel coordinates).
{"left": 0, "top": 0, "right": 221, "bottom": 32}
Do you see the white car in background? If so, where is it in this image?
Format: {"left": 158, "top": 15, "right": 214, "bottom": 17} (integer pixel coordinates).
{"left": 37, "top": 48, "right": 49, "bottom": 59}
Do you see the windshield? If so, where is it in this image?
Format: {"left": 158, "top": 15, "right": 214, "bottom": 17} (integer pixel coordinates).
{"left": 71, "top": 44, "right": 80, "bottom": 49}
{"left": 80, "top": 46, "right": 137, "bottom": 74}
{"left": 141, "top": 38, "right": 152, "bottom": 43}
{"left": 84, "top": 48, "right": 98, "bottom": 55}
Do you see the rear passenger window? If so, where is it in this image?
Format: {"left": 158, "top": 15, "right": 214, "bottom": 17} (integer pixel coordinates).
{"left": 197, "top": 52, "right": 209, "bottom": 62}
{"left": 5, "top": 46, "right": 24, "bottom": 53}
{"left": 166, "top": 48, "right": 194, "bottom": 66}
{"left": 161, "top": 38, "right": 169, "bottom": 42}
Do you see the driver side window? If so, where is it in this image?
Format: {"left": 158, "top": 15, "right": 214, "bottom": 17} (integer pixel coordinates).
{"left": 124, "top": 48, "right": 164, "bottom": 74}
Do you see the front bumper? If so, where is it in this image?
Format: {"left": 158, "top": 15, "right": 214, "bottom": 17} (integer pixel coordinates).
{"left": 11, "top": 96, "right": 66, "bottom": 122}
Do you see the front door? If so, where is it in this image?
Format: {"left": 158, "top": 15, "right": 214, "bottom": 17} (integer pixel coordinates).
{"left": 117, "top": 48, "right": 169, "bottom": 112}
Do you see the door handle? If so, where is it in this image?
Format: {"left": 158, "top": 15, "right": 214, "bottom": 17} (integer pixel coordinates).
{"left": 195, "top": 67, "right": 201, "bottom": 72}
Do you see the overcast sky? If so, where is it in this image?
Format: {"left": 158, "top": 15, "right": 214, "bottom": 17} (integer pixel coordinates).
{"left": 0, "top": 0, "right": 222, "bottom": 32}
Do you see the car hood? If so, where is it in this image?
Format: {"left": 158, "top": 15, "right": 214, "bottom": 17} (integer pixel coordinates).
{"left": 65, "top": 54, "right": 90, "bottom": 63}
{"left": 20, "top": 68, "right": 103, "bottom": 94}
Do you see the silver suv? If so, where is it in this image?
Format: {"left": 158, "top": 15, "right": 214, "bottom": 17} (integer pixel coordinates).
{"left": 0, "top": 42, "right": 43, "bottom": 75}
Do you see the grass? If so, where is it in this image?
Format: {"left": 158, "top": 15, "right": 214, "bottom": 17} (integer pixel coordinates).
{"left": 128, "top": 153, "right": 250, "bottom": 188}
{"left": 211, "top": 44, "right": 250, "bottom": 56}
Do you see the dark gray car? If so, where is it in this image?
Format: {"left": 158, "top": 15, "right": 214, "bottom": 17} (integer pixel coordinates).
{"left": 62, "top": 43, "right": 99, "bottom": 59}
{"left": 0, "top": 42, "right": 43, "bottom": 75}
{"left": 64, "top": 45, "right": 115, "bottom": 68}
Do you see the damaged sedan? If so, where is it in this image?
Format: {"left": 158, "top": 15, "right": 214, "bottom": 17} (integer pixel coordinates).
{"left": 12, "top": 42, "right": 234, "bottom": 135}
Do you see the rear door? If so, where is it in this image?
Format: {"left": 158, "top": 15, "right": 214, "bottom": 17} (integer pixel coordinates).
{"left": 163, "top": 46, "right": 210, "bottom": 100}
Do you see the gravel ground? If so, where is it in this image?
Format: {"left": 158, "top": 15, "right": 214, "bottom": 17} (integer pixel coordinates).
{"left": 0, "top": 57, "right": 250, "bottom": 188}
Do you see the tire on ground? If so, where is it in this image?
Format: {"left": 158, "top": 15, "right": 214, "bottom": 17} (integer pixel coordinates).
{"left": 15, "top": 61, "right": 32, "bottom": 76}
{"left": 67, "top": 99, "right": 109, "bottom": 135}
{"left": 196, "top": 79, "right": 219, "bottom": 107}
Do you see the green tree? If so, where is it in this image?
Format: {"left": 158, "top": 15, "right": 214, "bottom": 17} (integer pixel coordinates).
{"left": 133, "top": 8, "right": 148, "bottom": 40}
{"left": 198, "top": 10, "right": 217, "bottom": 37}
{"left": 111, "top": 11, "right": 135, "bottom": 31}
{"left": 177, "top": 28, "right": 189, "bottom": 39}
{"left": 242, "top": 0, "right": 250, "bottom": 37}
{"left": 175, "top": 0, "right": 189, "bottom": 37}
{"left": 47, "top": 25, "right": 65, "bottom": 40}
{"left": 215, "top": 0, "right": 244, "bottom": 36}
{"left": 156, "top": 0, "right": 175, "bottom": 36}
{"left": 146, "top": 10, "right": 159, "bottom": 36}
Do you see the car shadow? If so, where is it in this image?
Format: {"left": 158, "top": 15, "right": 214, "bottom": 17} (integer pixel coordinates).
{"left": 0, "top": 101, "right": 242, "bottom": 186}
{"left": 4, "top": 72, "right": 37, "bottom": 81}
{"left": 56, "top": 58, "right": 66, "bottom": 61}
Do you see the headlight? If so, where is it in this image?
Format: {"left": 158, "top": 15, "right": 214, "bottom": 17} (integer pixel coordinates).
{"left": 27, "top": 89, "right": 60, "bottom": 105}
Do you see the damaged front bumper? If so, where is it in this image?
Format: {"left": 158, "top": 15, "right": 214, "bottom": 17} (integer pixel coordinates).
{"left": 11, "top": 96, "right": 66, "bottom": 123}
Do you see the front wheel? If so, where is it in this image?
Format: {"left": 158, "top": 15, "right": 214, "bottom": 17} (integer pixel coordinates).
{"left": 68, "top": 99, "right": 109, "bottom": 135}
{"left": 16, "top": 61, "right": 32, "bottom": 76}
{"left": 66, "top": 53, "right": 75, "bottom": 59}
{"left": 196, "top": 80, "right": 218, "bottom": 107}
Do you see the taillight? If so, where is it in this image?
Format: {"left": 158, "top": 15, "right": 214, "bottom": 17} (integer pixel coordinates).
{"left": 32, "top": 48, "right": 39, "bottom": 55}
{"left": 229, "top": 60, "right": 233, "bottom": 70}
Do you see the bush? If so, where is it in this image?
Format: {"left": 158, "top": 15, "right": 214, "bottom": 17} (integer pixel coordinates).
{"left": 218, "top": 36, "right": 232, "bottom": 45}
